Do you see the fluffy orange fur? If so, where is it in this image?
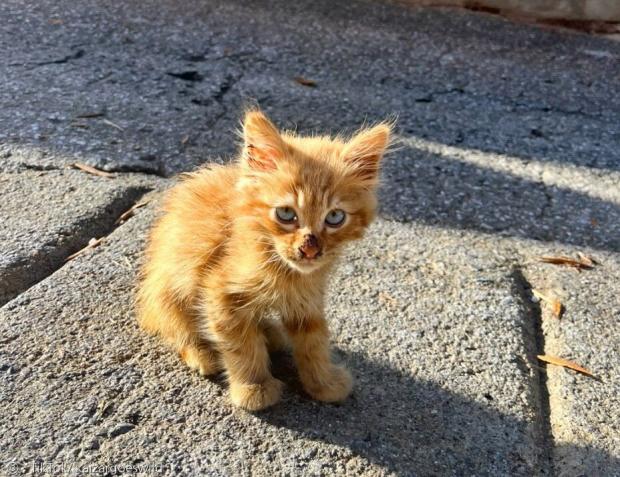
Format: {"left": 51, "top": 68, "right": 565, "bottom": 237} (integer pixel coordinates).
{"left": 136, "top": 110, "right": 391, "bottom": 410}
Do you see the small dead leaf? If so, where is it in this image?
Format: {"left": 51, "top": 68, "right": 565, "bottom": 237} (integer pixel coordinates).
{"left": 539, "top": 255, "right": 594, "bottom": 270}
{"left": 294, "top": 76, "right": 317, "bottom": 87}
{"left": 537, "top": 355, "right": 596, "bottom": 379}
{"left": 65, "top": 237, "right": 104, "bottom": 261}
{"left": 115, "top": 199, "right": 150, "bottom": 225}
{"left": 532, "top": 289, "right": 563, "bottom": 318}
{"left": 181, "top": 135, "right": 190, "bottom": 146}
{"left": 72, "top": 163, "right": 115, "bottom": 178}
{"left": 576, "top": 252, "right": 598, "bottom": 267}
{"left": 102, "top": 118, "right": 124, "bottom": 131}
{"left": 49, "top": 18, "right": 64, "bottom": 25}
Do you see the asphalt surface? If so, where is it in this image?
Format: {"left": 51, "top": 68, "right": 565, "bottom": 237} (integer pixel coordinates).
{"left": 1, "top": 0, "right": 619, "bottom": 475}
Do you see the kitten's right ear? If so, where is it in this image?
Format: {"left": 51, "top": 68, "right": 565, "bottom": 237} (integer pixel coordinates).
{"left": 242, "top": 110, "right": 285, "bottom": 172}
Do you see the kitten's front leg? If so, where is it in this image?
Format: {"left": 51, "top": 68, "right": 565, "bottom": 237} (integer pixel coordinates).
{"left": 208, "top": 300, "right": 283, "bottom": 411}
{"left": 284, "top": 315, "right": 352, "bottom": 402}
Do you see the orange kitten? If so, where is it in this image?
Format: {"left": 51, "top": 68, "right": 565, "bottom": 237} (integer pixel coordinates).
{"left": 136, "top": 110, "right": 391, "bottom": 410}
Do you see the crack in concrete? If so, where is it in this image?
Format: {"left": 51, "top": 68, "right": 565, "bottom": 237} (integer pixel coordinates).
{"left": 9, "top": 49, "right": 86, "bottom": 69}
{"left": 514, "top": 103, "right": 606, "bottom": 121}
{"left": 379, "top": 77, "right": 609, "bottom": 121}
{"left": 539, "top": 187, "right": 554, "bottom": 222}
{"left": 205, "top": 70, "right": 245, "bottom": 128}
{"left": 15, "top": 163, "right": 63, "bottom": 172}
{"left": 36, "top": 49, "right": 85, "bottom": 66}
{"left": 14, "top": 161, "right": 168, "bottom": 178}
{"left": 537, "top": 169, "right": 554, "bottom": 221}
{"left": 0, "top": 186, "right": 154, "bottom": 308}
{"left": 108, "top": 68, "right": 246, "bottom": 178}
{"left": 212, "top": 73, "right": 236, "bottom": 104}
{"left": 511, "top": 267, "right": 555, "bottom": 476}
{"left": 105, "top": 163, "right": 167, "bottom": 177}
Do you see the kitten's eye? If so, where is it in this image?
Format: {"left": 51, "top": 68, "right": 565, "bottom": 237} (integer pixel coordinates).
{"left": 275, "top": 206, "right": 297, "bottom": 224}
{"left": 325, "top": 209, "right": 346, "bottom": 227}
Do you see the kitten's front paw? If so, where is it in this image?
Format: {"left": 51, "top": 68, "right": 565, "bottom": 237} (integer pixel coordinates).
{"left": 229, "top": 377, "right": 284, "bottom": 411}
{"left": 304, "top": 365, "right": 353, "bottom": 403}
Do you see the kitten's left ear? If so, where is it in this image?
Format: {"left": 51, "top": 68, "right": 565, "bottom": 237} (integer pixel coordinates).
{"left": 341, "top": 123, "right": 392, "bottom": 185}
{"left": 242, "top": 110, "right": 285, "bottom": 172}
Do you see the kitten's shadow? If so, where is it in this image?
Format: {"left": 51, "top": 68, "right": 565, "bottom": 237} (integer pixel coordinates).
{"left": 257, "top": 348, "right": 618, "bottom": 475}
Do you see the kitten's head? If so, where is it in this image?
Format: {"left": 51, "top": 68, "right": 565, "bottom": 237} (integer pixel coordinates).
{"left": 236, "top": 110, "right": 392, "bottom": 274}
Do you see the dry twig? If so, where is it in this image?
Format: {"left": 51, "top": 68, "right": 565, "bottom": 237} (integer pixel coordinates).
{"left": 102, "top": 118, "right": 124, "bottom": 131}
{"left": 71, "top": 163, "right": 115, "bottom": 178}
{"left": 115, "top": 200, "right": 150, "bottom": 225}
{"left": 539, "top": 254, "right": 596, "bottom": 270}
{"left": 294, "top": 76, "right": 317, "bottom": 87}
{"left": 65, "top": 237, "right": 104, "bottom": 261}
{"left": 532, "top": 289, "right": 563, "bottom": 318}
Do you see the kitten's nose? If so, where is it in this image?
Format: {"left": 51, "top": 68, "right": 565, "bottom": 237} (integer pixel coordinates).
{"left": 299, "top": 234, "right": 321, "bottom": 259}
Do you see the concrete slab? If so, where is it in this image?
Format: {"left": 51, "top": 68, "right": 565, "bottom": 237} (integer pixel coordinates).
{"left": 522, "top": 246, "right": 620, "bottom": 476}
{"left": 0, "top": 165, "right": 157, "bottom": 305}
{"left": 1, "top": 202, "right": 547, "bottom": 476}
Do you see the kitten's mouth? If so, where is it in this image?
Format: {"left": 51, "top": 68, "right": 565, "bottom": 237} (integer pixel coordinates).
{"left": 285, "top": 255, "right": 324, "bottom": 274}
{"left": 271, "top": 244, "right": 326, "bottom": 274}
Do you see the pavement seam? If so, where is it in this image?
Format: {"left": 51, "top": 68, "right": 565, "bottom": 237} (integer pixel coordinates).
{"left": 0, "top": 185, "right": 154, "bottom": 308}
{"left": 511, "top": 266, "right": 555, "bottom": 476}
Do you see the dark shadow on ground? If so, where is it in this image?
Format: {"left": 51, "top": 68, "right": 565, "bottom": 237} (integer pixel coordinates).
{"left": 377, "top": 149, "right": 620, "bottom": 253}
{"left": 261, "top": 349, "right": 619, "bottom": 476}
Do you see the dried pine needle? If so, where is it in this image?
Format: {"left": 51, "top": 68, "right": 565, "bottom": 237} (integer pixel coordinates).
{"left": 72, "top": 163, "right": 115, "bottom": 178}
{"left": 537, "top": 355, "right": 596, "bottom": 379}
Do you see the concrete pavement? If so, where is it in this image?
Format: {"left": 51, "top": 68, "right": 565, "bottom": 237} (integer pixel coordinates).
{"left": 1, "top": 0, "right": 619, "bottom": 475}
{"left": 0, "top": 205, "right": 547, "bottom": 475}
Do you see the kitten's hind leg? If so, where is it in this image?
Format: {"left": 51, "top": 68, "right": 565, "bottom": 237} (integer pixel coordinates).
{"left": 136, "top": 284, "right": 221, "bottom": 376}
{"left": 179, "top": 342, "right": 221, "bottom": 376}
